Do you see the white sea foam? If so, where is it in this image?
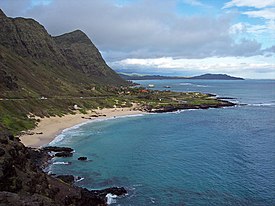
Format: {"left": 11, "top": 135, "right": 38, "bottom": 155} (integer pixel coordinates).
{"left": 48, "top": 119, "right": 100, "bottom": 146}
{"left": 247, "top": 103, "right": 275, "bottom": 107}
{"left": 179, "top": 83, "right": 192, "bottom": 86}
{"left": 48, "top": 134, "right": 66, "bottom": 145}
{"left": 150, "top": 197, "right": 156, "bottom": 204}
{"left": 75, "top": 177, "right": 84, "bottom": 182}
{"left": 96, "top": 113, "right": 144, "bottom": 122}
{"left": 196, "top": 84, "right": 209, "bottom": 87}
{"left": 179, "top": 82, "right": 209, "bottom": 87}
{"left": 47, "top": 151, "right": 56, "bottom": 156}
{"left": 106, "top": 193, "right": 118, "bottom": 205}
{"left": 170, "top": 110, "right": 186, "bottom": 114}
{"left": 53, "top": 161, "right": 70, "bottom": 165}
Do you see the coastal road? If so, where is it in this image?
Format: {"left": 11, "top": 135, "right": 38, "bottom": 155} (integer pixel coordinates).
{"left": 0, "top": 96, "right": 115, "bottom": 101}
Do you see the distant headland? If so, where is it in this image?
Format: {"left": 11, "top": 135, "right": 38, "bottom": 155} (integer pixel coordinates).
{"left": 119, "top": 73, "right": 244, "bottom": 80}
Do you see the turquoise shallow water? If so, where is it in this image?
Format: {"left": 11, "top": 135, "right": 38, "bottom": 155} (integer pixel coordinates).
{"left": 49, "top": 80, "right": 275, "bottom": 205}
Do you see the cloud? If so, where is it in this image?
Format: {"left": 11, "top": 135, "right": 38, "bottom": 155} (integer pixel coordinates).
{"left": 230, "top": 21, "right": 275, "bottom": 40}
{"left": 0, "top": 0, "right": 267, "bottom": 61}
{"left": 230, "top": 23, "right": 247, "bottom": 34}
{"left": 224, "top": 0, "right": 275, "bottom": 50}
{"left": 31, "top": 0, "right": 53, "bottom": 7}
{"left": 1, "top": 0, "right": 274, "bottom": 78}
{"left": 112, "top": 56, "right": 275, "bottom": 78}
{"left": 224, "top": 0, "right": 275, "bottom": 9}
{"left": 182, "top": 0, "right": 204, "bottom": 7}
{"left": 0, "top": 0, "right": 32, "bottom": 16}
{"left": 243, "top": 8, "right": 275, "bottom": 20}
{"left": 264, "top": 45, "right": 275, "bottom": 53}
{"left": 0, "top": 0, "right": 53, "bottom": 16}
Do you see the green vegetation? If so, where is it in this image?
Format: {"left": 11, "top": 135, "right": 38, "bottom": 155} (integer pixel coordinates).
{"left": 0, "top": 87, "right": 234, "bottom": 135}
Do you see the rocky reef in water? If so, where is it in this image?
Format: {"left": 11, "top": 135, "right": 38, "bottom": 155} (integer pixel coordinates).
{"left": 0, "top": 131, "right": 127, "bottom": 205}
{"left": 144, "top": 100, "right": 236, "bottom": 113}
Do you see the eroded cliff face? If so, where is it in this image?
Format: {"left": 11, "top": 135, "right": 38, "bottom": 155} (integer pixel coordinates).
{"left": 0, "top": 9, "right": 128, "bottom": 98}
{"left": 0, "top": 131, "right": 126, "bottom": 205}
{"left": 0, "top": 11, "right": 66, "bottom": 65}
{"left": 54, "top": 30, "right": 124, "bottom": 85}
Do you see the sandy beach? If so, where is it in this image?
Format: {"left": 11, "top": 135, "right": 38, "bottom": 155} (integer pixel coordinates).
{"left": 20, "top": 107, "right": 145, "bottom": 148}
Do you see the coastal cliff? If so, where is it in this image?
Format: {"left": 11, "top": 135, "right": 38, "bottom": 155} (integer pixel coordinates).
{"left": 0, "top": 131, "right": 126, "bottom": 205}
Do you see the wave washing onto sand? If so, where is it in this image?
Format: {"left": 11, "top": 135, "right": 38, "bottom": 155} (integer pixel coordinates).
{"left": 48, "top": 120, "right": 92, "bottom": 146}
{"left": 48, "top": 113, "right": 146, "bottom": 146}
{"left": 48, "top": 134, "right": 66, "bottom": 146}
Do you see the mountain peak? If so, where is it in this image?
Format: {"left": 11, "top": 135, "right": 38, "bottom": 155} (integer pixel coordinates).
{"left": 53, "top": 29, "right": 127, "bottom": 85}
{"left": 71, "top": 29, "right": 85, "bottom": 34}
{"left": 54, "top": 29, "right": 91, "bottom": 45}
{"left": 67, "top": 29, "right": 87, "bottom": 37}
{"left": 0, "top": 9, "right": 7, "bottom": 18}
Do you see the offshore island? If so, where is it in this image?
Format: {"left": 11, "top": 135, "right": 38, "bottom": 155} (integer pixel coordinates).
{"left": 0, "top": 10, "right": 236, "bottom": 205}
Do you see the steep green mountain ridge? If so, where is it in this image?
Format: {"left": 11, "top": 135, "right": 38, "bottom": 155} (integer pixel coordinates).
{"left": 0, "top": 9, "right": 127, "bottom": 98}
{"left": 0, "top": 9, "right": 129, "bottom": 133}
{"left": 54, "top": 30, "right": 122, "bottom": 85}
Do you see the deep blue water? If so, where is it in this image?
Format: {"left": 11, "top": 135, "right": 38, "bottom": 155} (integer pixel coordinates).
{"left": 49, "top": 79, "right": 275, "bottom": 205}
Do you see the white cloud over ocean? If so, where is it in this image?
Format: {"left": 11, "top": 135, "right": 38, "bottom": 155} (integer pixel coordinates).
{"left": 113, "top": 56, "right": 275, "bottom": 79}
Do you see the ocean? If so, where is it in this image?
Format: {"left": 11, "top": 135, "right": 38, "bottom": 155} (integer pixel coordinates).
{"left": 48, "top": 79, "right": 275, "bottom": 205}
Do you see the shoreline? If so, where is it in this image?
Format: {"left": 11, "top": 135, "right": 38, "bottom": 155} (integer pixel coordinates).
{"left": 19, "top": 99, "right": 236, "bottom": 148}
{"left": 20, "top": 107, "right": 146, "bottom": 148}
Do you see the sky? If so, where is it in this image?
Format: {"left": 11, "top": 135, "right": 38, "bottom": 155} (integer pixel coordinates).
{"left": 1, "top": 0, "right": 275, "bottom": 78}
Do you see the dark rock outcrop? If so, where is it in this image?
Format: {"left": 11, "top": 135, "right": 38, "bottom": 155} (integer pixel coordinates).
{"left": 43, "top": 146, "right": 74, "bottom": 157}
{"left": 96, "top": 187, "right": 128, "bottom": 197}
{"left": 43, "top": 146, "right": 74, "bottom": 153}
{"left": 55, "top": 152, "right": 73, "bottom": 157}
{"left": 0, "top": 131, "right": 127, "bottom": 205}
{"left": 147, "top": 101, "right": 236, "bottom": 113}
{"left": 0, "top": 191, "right": 58, "bottom": 206}
{"left": 56, "top": 175, "right": 75, "bottom": 184}
{"left": 0, "top": 148, "right": 5, "bottom": 156}
{"left": 78, "top": 156, "right": 88, "bottom": 161}
{"left": 216, "top": 97, "right": 236, "bottom": 100}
